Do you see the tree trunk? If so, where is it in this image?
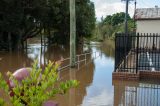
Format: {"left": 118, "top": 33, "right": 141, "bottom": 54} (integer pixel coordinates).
{"left": 8, "top": 32, "right": 12, "bottom": 51}
{"left": 48, "top": 29, "right": 51, "bottom": 45}
{"left": 25, "top": 39, "right": 27, "bottom": 50}
{"left": 41, "top": 32, "right": 43, "bottom": 47}
{"left": 0, "top": 32, "right": 2, "bottom": 40}
{"left": 21, "top": 40, "right": 24, "bottom": 50}
{"left": 44, "top": 28, "right": 46, "bottom": 46}
{"left": 17, "top": 30, "right": 25, "bottom": 50}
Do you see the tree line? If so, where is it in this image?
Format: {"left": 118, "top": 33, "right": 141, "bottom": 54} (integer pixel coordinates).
{"left": 93, "top": 12, "right": 135, "bottom": 41}
{"left": 0, "top": 0, "right": 96, "bottom": 51}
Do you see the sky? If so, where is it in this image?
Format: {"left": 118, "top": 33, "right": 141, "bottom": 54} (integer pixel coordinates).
{"left": 91, "top": 0, "right": 160, "bottom": 21}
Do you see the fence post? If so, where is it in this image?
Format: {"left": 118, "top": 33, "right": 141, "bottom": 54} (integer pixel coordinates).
{"left": 78, "top": 55, "right": 79, "bottom": 69}
{"left": 85, "top": 54, "right": 86, "bottom": 64}
{"left": 152, "top": 33, "right": 155, "bottom": 50}
{"left": 115, "top": 33, "right": 117, "bottom": 72}
{"left": 136, "top": 33, "right": 139, "bottom": 73}
{"left": 124, "top": 33, "right": 126, "bottom": 71}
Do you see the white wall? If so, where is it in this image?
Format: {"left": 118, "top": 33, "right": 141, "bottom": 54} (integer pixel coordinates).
{"left": 136, "top": 20, "right": 160, "bottom": 34}
{"left": 136, "top": 20, "right": 160, "bottom": 49}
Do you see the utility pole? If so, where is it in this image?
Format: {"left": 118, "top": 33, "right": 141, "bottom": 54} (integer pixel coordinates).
{"left": 125, "top": 0, "right": 129, "bottom": 35}
{"left": 121, "top": 0, "right": 133, "bottom": 70}
{"left": 134, "top": 0, "right": 137, "bottom": 31}
{"left": 121, "top": 0, "right": 133, "bottom": 35}
{"left": 70, "top": 0, "right": 76, "bottom": 67}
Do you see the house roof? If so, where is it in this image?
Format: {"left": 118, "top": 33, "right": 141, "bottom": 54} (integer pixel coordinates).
{"left": 135, "top": 7, "right": 160, "bottom": 20}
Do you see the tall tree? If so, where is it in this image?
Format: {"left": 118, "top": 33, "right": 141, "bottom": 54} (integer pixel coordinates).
{"left": 94, "top": 12, "right": 134, "bottom": 40}
{"left": 0, "top": 0, "right": 96, "bottom": 50}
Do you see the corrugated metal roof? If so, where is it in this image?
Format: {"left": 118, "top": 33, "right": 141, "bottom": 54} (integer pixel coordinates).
{"left": 135, "top": 7, "right": 160, "bottom": 20}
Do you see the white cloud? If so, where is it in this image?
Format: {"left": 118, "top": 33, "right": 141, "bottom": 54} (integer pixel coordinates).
{"left": 95, "top": 57, "right": 114, "bottom": 68}
{"left": 82, "top": 89, "right": 113, "bottom": 106}
{"left": 91, "top": 0, "right": 135, "bottom": 21}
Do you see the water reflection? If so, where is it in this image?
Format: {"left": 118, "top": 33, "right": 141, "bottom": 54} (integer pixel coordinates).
{"left": 1, "top": 39, "right": 159, "bottom": 106}
{"left": 55, "top": 46, "right": 115, "bottom": 106}
{"left": 0, "top": 39, "right": 116, "bottom": 105}
{"left": 0, "top": 51, "right": 32, "bottom": 78}
{"left": 27, "top": 44, "right": 47, "bottom": 65}
{"left": 82, "top": 52, "right": 114, "bottom": 106}
{"left": 0, "top": 42, "right": 91, "bottom": 75}
{"left": 99, "top": 40, "right": 115, "bottom": 59}
{"left": 55, "top": 60, "right": 95, "bottom": 106}
{"left": 113, "top": 80, "right": 160, "bottom": 106}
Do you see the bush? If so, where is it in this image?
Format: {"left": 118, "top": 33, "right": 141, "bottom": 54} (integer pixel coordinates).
{"left": 0, "top": 60, "right": 79, "bottom": 106}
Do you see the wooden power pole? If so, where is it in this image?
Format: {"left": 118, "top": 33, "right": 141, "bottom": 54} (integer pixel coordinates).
{"left": 121, "top": 0, "right": 133, "bottom": 35}
{"left": 125, "top": 0, "right": 129, "bottom": 35}
{"left": 134, "top": 0, "right": 137, "bottom": 30}
{"left": 70, "top": 0, "right": 76, "bottom": 67}
{"left": 121, "top": 0, "right": 133, "bottom": 70}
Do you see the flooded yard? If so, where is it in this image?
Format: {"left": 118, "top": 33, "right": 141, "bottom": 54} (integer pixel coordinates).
{"left": 0, "top": 40, "right": 160, "bottom": 106}
{"left": 55, "top": 47, "right": 115, "bottom": 106}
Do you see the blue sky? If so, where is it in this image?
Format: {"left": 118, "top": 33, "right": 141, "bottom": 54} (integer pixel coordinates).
{"left": 91, "top": 0, "right": 160, "bottom": 20}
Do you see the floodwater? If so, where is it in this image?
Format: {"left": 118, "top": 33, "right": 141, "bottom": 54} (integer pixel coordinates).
{"left": 0, "top": 39, "right": 160, "bottom": 106}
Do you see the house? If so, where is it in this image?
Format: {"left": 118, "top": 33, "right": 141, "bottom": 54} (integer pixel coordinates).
{"left": 113, "top": 7, "right": 160, "bottom": 82}
{"left": 135, "top": 6, "right": 160, "bottom": 34}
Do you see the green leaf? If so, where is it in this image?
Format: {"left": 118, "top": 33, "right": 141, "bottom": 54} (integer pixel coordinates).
{"left": 0, "top": 98, "right": 4, "bottom": 106}
{"left": 0, "top": 60, "right": 79, "bottom": 105}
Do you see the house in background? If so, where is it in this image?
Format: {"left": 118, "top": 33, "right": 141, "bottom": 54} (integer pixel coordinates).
{"left": 113, "top": 7, "right": 160, "bottom": 81}
{"left": 135, "top": 6, "right": 160, "bottom": 34}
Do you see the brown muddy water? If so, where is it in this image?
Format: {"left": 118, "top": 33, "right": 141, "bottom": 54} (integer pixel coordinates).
{"left": 0, "top": 40, "right": 160, "bottom": 106}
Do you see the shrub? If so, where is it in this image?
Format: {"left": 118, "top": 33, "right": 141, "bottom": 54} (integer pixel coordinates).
{"left": 0, "top": 60, "right": 79, "bottom": 106}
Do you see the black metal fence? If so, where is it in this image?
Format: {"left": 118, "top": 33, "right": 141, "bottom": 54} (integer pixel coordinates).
{"left": 115, "top": 33, "right": 160, "bottom": 73}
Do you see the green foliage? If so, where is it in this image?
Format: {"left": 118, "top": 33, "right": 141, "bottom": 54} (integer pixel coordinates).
{"left": 0, "top": 0, "right": 96, "bottom": 49}
{"left": 103, "top": 15, "right": 112, "bottom": 25}
{"left": 0, "top": 60, "right": 79, "bottom": 106}
{"left": 0, "top": 98, "right": 4, "bottom": 106}
{"left": 76, "top": 1, "right": 96, "bottom": 38}
{"left": 59, "top": 80, "right": 79, "bottom": 94}
{"left": 0, "top": 73, "right": 9, "bottom": 106}
{"left": 0, "top": 73, "right": 9, "bottom": 93}
{"left": 93, "top": 12, "right": 135, "bottom": 40}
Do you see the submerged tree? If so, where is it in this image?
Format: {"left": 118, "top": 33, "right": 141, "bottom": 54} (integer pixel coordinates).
{"left": 0, "top": 0, "right": 96, "bottom": 50}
